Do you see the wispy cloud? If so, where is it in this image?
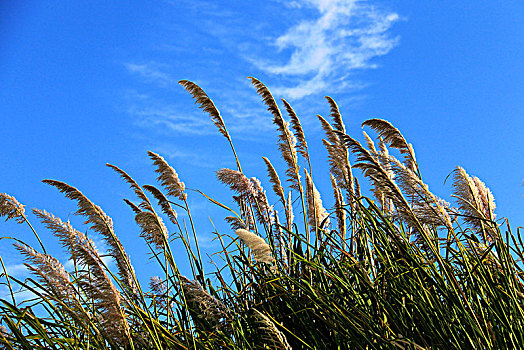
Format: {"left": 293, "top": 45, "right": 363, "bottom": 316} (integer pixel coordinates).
{"left": 123, "top": 0, "right": 399, "bottom": 137}
{"left": 251, "top": 0, "right": 399, "bottom": 99}
{"left": 125, "top": 62, "right": 176, "bottom": 88}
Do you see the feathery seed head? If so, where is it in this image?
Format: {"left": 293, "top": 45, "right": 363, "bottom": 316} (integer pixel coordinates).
{"left": 362, "top": 118, "right": 418, "bottom": 174}
{"left": 305, "top": 170, "right": 330, "bottom": 231}
{"left": 0, "top": 193, "right": 25, "bottom": 224}
{"left": 331, "top": 173, "right": 346, "bottom": 238}
{"left": 235, "top": 229, "right": 275, "bottom": 264}
{"left": 286, "top": 191, "right": 294, "bottom": 229}
{"left": 262, "top": 157, "right": 286, "bottom": 205}
{"left": 148, "top": 151, "right": 187, "bottom": 201}
{"left": 41, "top": 180, "right": 136, "bottom": 293}
{"left": 179, "top": 80, "right": 230, "bottom": 140}
{"left": 325, "top": 96, "right": 346, "bottom": 134}
{"left": 143, "top": 184, "right": 178, "bottom": 223}
{"left": 123, "top": 199, "right": 142, "bottom": 214}
{"left": 14, "top": 243, "right": 75, "bottom": 300}
{"left": 252, "top": 309, "right": 292, "bottom": 350}
{"left": 283, "top": 99, "right": 308, "bottom": 160}
{"left": 453, "top": 166, "right": 497, "bottom": 241}
{"left": 180, "top": 275, "right": 230, "bottom": 329}
{"left": 250, "top": 177, "right": 274, "bottom": 226}
{"left": 217, "top": 168, "right": 255, "bottom": 197}
{"left": 225, "top": 216, "right": 247, "bottom": 230}
{"left": 149, "top": 276, "right": 166, "bottom": 295}
{"left": 106, "top": 164, "right": 153, "bottom": 211}
{"left": 135, "top": 211, "right": 168, "bottom": 250}
{"left": 249, "top": 78, "right": 301, "bottom": 190}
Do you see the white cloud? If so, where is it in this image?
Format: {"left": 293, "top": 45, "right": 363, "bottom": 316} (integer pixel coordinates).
{"left": 251, "top": 0, "right": 399, "bottom": 99}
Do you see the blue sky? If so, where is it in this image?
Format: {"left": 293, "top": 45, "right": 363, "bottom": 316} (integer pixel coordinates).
{"left": 1, "top": 1, "right": 523, "bottom": 291}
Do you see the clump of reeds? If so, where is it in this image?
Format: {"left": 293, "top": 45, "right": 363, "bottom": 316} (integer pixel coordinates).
{"left": 1, "top": 78, "right": 522, "bottom": 349}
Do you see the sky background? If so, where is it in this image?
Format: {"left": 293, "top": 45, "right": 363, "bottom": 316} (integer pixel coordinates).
{"left": 1, "top": 0, "right": 523, "bottom": 296}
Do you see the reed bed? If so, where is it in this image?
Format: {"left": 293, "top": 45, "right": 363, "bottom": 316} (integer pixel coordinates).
{"left": 1, "top": 79, "right": 522, "bottom": 349}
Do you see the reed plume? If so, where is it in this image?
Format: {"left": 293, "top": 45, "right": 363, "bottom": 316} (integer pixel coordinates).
{"left": 340, "top": 133, "right": 419, "bottom": 230}
{"left": 74, "top": 238, "right": 128, "bottom": 345}
{"left": 149, "top": 276, "right": 168, "bottom": 310}
{"left": 262, "top": 157, "right": 293, "bottom": 229}
{"left": 233, "top": 195, "right": 255, "bottom": 231}
{"left": 389, "top": 157, "right": 453, "bottom": 230}
{"left": 286, "top": 191, "right": 294, "bottom": 230}
{"left": 143, "top": 184, "right": 178, "bottom": 223}
{"left": 262, "top": 157, "right": 286, "bottom": 205}
{"left": 235, "top": 229, "right": 274, "bottom": 264}
{"left": 305, "top": 170, "right": 330, "bottom": 231}
{"left": 282, "top": 99, "right": 308, "bottom": 161}
{"left": 180, "top": 275, "right": 230, "bottom": 329}
{"left": 217, "top": 169, "right": 255, "bottom": 197}
{"left": 325, "top": 96, "right": 346, "bottom": 134}
{"left": 362, "top": 118, "right": 418, "bottom": 175}
{"left": 217, "top": 168, "right": 273, "bottom": 226}
{"left": 453, "top": 166, "right": 497, "bottom": 242}
{"left": 0, "top": 193, "right": 25, "bottom": 224}
{"left": 250, "top": 177, "right": 274, "bottom": 227}
{"left": 147, "top": 151, "right": 187, "bottom": 201}
{"left": 179, "top": 80, "right": 241, "bottom": 171}
{"left": 178, "top": 80, "right": 230, "bottom": 142}
{"left": 225, "top": 216, "right": 247, "bottom": 230}
{"left": 123, "top": 199, "right": 142, "bottom": 214}
{"left": 106, "top": 164, "right": 154, "bottom": 212}
{"left": 318, "top": 115, "right": 354, "bottom": 201}
{"left": 248, "top": 77, "right": 301, "bottom": 191}
{"left": 33, "top": 208, "right": 128, "bottom": 344}
{"left": 252, "top": 309, "right": 291, "bottom": 350}
{"left": 14, "top": 243, "right": 75, "bottom": 301}
{"left": 42, "top": 180, "right": 136, "bottom": 294}
{"left": 330, "top": 174, "right": 346, "bottom": 240}
{"left": 135, "top": 211, "right": 168, "bottom": 250}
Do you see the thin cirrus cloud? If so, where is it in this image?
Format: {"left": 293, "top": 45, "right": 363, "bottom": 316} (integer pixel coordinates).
{"left": 251, "top": 0, "right": 400, "bottom": 99}
{"left": 124, "top": 0, "right": 399, "bottom": 136}
{"left": 125, "top": 63, "right": 176, "bottom": 88}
